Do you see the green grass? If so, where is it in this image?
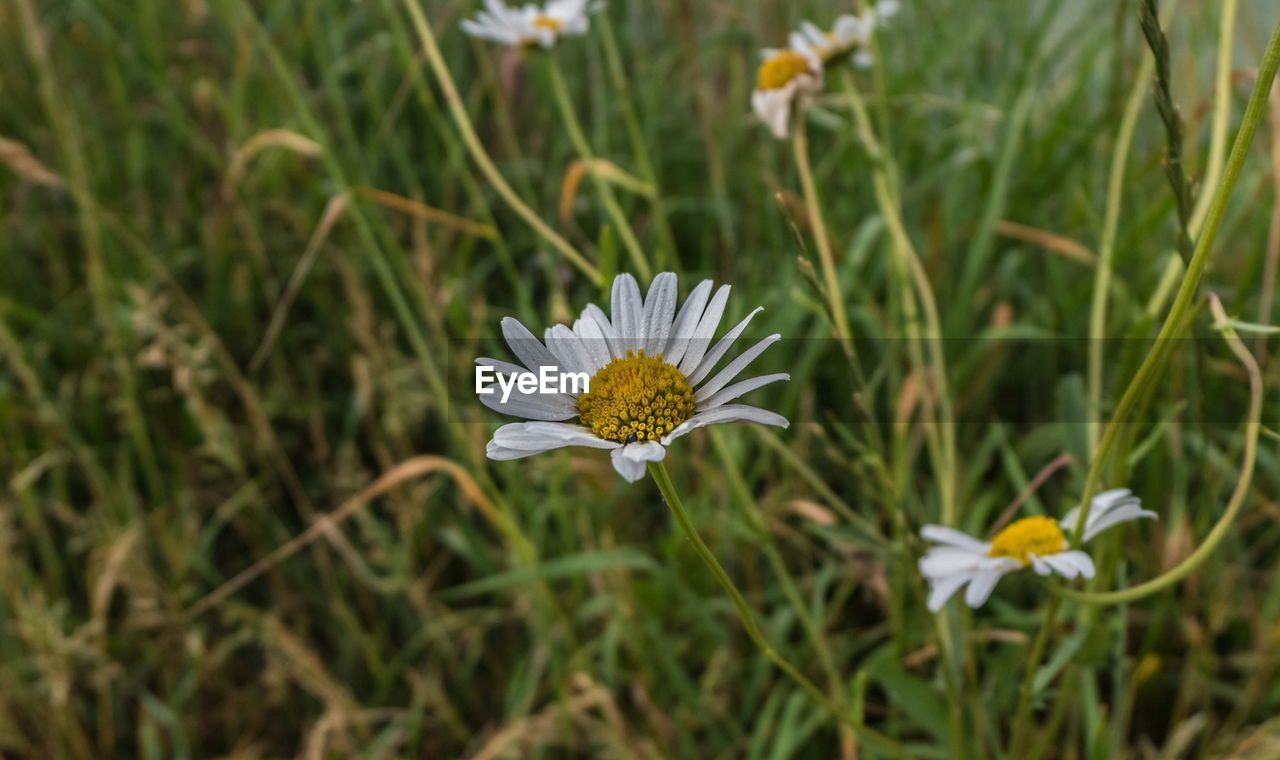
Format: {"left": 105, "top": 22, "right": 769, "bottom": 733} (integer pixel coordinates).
{"left": 3, "top": 0, "right": 1280, "bottom": 756}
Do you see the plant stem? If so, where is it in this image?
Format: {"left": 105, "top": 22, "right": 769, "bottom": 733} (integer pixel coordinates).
{"left": 1088, "top": 52, "right": 1153, "bottom": 457}
{"left": 545, "top": 58, "right": 653, "bottom": 281}
{"left": 1054, "top": 295, "right": 1262, "bottom": 605}
{"left": 597, "top": 13, "right": 679, "bottom": 266}
{"left": 843, "top": 76, "right": 958, "bottom": 526}
{"left": 792, "top": 117, "right": 855, "bottom": 359}
{"left": 1008, "top": 597, "right": 1061, "bottom": 755}
{"left": 647, "top": 461, "right": 901, "bottom": 754}
{"left": 1070, "top": 17, "right": 1280, "bottom": 544}
{"left": 400, "top": 0, "right": 602, "bottom": 284}
{"left": 1187, "top": 0, "right": 1237, "bottom": 238}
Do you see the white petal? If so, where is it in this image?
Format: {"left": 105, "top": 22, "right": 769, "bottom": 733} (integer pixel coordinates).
{"left": 487, "top": 443, "right": 543, "bottom": 460}
{"left": 544, "top": 324, "right": 593, "bottom": 376}
{"left": 572, "top": 317, "right": 611, "bottom": 373}
{"left": 610, "top": 274, "right": 644, "bottom": 354}
{"left": 661, "top": 403, "right": 789, "bottom": 445}
{"left": 582, "top": 304, "right": 621, "bottom": 358}
{"left": 477, "top": 392, "right": 576, "bottom": 422}
{"left": 677, "top": 284, "right": 730, "bottom": 375}
{"left": 926, "top": 573, "right": 973, "bottom": 613}
{"left": 642, "top": 272, "right": 678, "bottom": 357}
{"left": 964, "top": 568, "right": 1007, "bottom": 608}
{"left": 663, "top": 279, "right": 713, "bottom": 367}
{"left": 1044, "top": 550, "right": 1095, "bottom": 580}
{"left": 1081, "top": 506, "right": 1157, "bottom": 543}
{"left": 1030, "top": 554, "right": 1052, "bottom": 576}
{"left": 697, "top": 372, "right": 789, "bottom": 410}
{"left": 610, "top": 441, "right": 666, "bottom": 482}
{"left": 502, "top": 317, "right": 558, "bottom": 372}
{"left": 918, "top": 547, "right": 986, "bottom": 578}
{"left": 475, "top": 358, "right": 576, "bottom": 421}
{"left": 686, "top": 306, "right": 764, "bottom": 387}
{"left": 874, "top": 0, "right": 901, "bottom": 21}
{"left": 491, "top": 422, "right": 615, "bottom": 452}
{"left": 920, "top": 525, "right": 990, "bottom": 552}
{"left": 752, "top": 88, "right": 793, "bottom": 140}
{"left": 693, "top": 334, "right": 781, "bottom": 400}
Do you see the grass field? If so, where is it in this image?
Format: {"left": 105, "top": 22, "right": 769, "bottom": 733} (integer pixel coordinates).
{"left": 4, "top": 0, "right": 1280, "bottom": 757}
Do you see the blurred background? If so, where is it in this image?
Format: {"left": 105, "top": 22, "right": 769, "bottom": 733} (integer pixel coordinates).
{"left": 3, "top": 0, "right": 1280, "bottom": 756}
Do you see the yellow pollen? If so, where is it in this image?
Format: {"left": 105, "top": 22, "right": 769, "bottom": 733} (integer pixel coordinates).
{"left": 577, "top": 350, "right": 696, "bottom": 444}
{"left": 987, "top": 516, "right": 1066, "bottom": 566}
{"left": 532, "top": 15, "right": 562, "bottom": 32}
{"left": 756, "top": 50, "right": 813, "bottom": 90}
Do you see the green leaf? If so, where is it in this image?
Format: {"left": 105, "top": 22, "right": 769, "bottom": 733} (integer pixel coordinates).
{"left": 442, "top": 549, "right": 658, "bottom": 599}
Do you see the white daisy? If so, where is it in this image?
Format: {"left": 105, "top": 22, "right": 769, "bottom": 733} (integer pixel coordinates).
{"left": 460, "top": 0, "right": 593, "bottom": 49}
{"left": 751, "top": 49, "right": 823, "bottom": 139}
{"left": 477, "top": 272, "right": 790, "bottom": 482}
{"left": 789, "top": 2, "right": 899, "bottom": 68}
{"left": 918, "top": 489, "right": 1157, "bottom": 612}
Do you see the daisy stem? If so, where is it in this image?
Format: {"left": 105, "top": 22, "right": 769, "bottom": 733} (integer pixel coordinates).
{"left": 596, "top": 13, "right": 679, "bottom": 268}
{"left": 1088, "top": 51, "right": 1152, "bottom": 459}
{"left": 1008, "top": 597, "right": 1061, "bottom": 756}
{"left": 400, "top": 0, "right": 603, "bottom": 285}
{"left": 1070, "top": 16, "right": 1280, "bottom": 546}
{"left": 545, "top": 58, "right": 654, "bottom": 282}
{"left": 1053, "top": 295, "right": 1262, "bottom": 606}
{"left": 791, "top": 118, "right": 856, "bottom": 361}
{"left": 647, "top": 461, "right": 902, "bottom": 754}
{"left": 842, "top": 75, "right": 958, "bottom": 527}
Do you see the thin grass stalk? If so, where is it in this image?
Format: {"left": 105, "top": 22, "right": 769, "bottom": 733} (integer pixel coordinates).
{"left": 842, "top": 77, "right": 958, "bottom": 527}
{"left": 1053, "top": 298, "right": 1262, "bottom": 605}
{"left": 1088, "top": 53, "right": 1154, "bottom": 457}
{"left": 791, "top": 118, "right": 856, "bottom": 360}
{"left": 647, "top": 461, "right": 902, "bottom": 754}
{"left": 596, "top": 13, "right": 679, "bottom": 266}
{"left": 1187, "top": 0, "right": 1237, "bottom": 238}
{"left": 1139, "top": 0, "right": 1193, "bottom": 259}
{"left": 545, "top": 58, "right": 653, "bottom": 281}
{"left": 401, "top": 0, "right": 602, "bottom": 284}
{"left": 707, "top": 429, "right": 849, "bottom": 729}
{"left": 15, "top": 0, "right": 164, "bottom": 505}
{"left": 1070, "top": 17, "right": 1280, "bottom": 544}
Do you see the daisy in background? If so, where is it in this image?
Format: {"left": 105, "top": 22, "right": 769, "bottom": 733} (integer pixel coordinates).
{"left": 751, "top": 48, "right": 823, "bottom": 139}
{"left": 460, "top": 0, "right": 594, "bottom": 49}
{"left": 477, "top": 272, "right": 789, "bottom": 482}
{"left": 918, "top": 489, "right": 1157, "bottom": 611}
{"left": 789, "top": 1, "right": 900, "bottom": 69}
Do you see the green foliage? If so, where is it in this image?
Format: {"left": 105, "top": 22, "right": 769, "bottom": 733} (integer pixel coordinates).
{"left": 2, "top": 0, "right": 1279, "bottom": 756}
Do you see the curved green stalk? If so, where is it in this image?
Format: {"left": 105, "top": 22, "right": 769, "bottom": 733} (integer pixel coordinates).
{"left": 1070, "top": 18, "right": 1280, "bottom": 544}
{"left": 400, "top": 0, "right": 602, "bottom": 285}
{"left": 1054, "top": 295, "right": 1262, "bottom": 605}
{"left": 648, "top": 461, "right": 901, "bottom": 754}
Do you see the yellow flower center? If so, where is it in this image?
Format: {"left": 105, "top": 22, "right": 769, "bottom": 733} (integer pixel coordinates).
{"left": 756, "top": 50, "right": 813, "bottom": 90}
{"left": 532, "top": 15, "right": 562, "bottom": 32}
{"left": 577, "top": 351, "right": 696, "bottom": 444}
{"left": 987, "top": 516, "right": 1066, "bottom": 566}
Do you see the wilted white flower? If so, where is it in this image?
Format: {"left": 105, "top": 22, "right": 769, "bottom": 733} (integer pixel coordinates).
{"left": 789, "top": 1, "right": 900, "bottom": 68}
{"left": 918, "top": 489, "right": 1157, "bottom": 611}
{"left": 478, "top": 273, "right": 789, "bottom": 482}
{"left": 460, "top": 0, "right": 593, "bottom": 49}
{"left": 750, "top": 49, "right": 823, "bottom": 139}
